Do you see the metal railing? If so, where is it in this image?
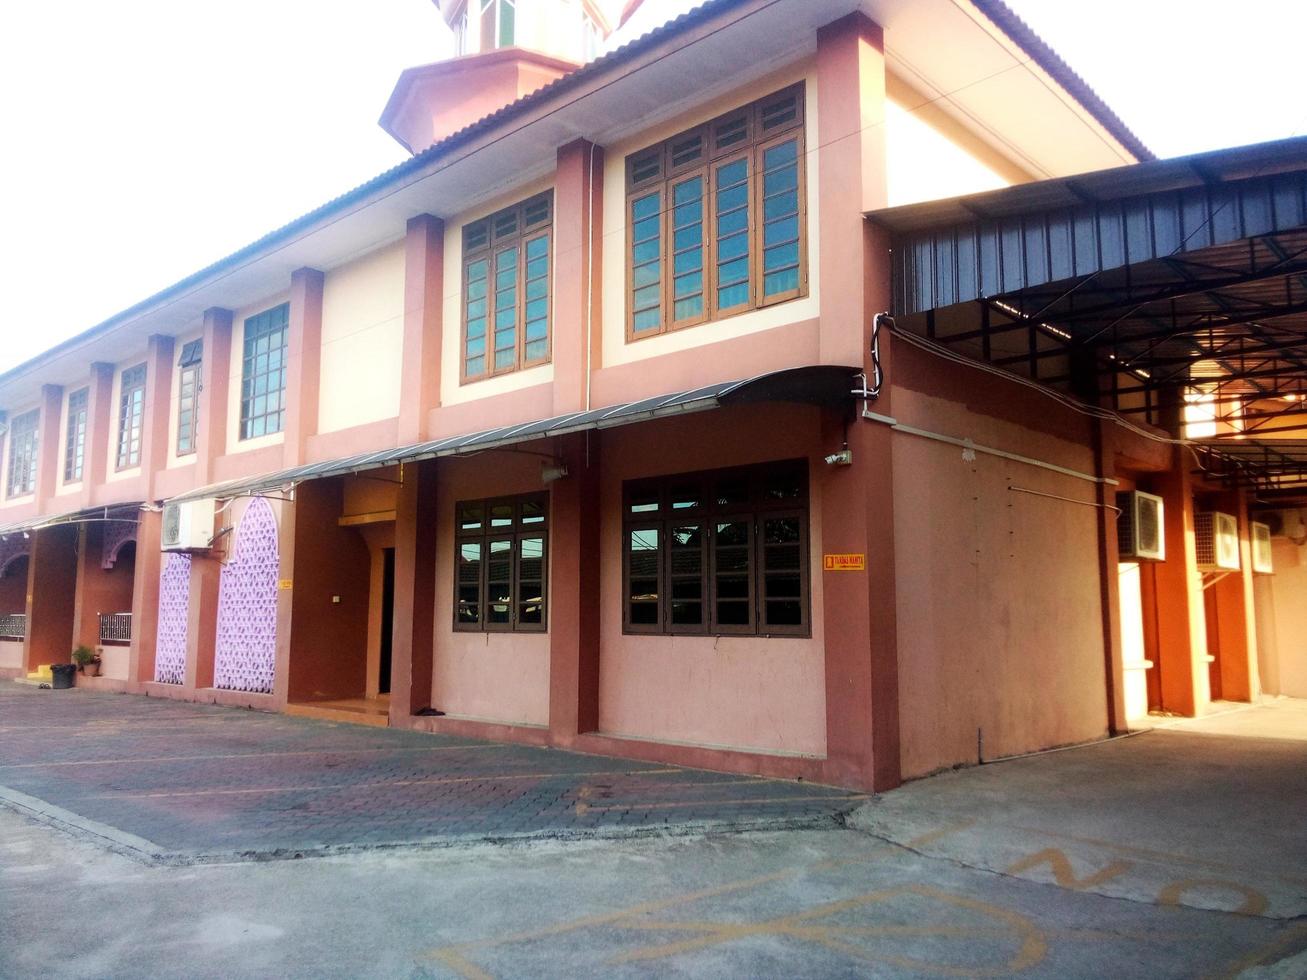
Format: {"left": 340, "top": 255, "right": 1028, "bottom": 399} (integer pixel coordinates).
{"left": 98, "top": 612, "right": 132, "bottom": 645}
{"left": 0, "top": 613, "right": 25, "bottom": 640}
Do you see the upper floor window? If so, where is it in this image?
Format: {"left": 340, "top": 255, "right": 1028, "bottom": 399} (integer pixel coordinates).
{"left": 116, "top": 364, "right": 147, "bottom": 470}
{"left": 482, "top": 0, "right": 515, "bottom": 48}
{"left": 64, "top": 388, "right": 88, "bottom": 483}
{"left": 454, "top": 492, "right": 548, "bottom": 632}
{"left": 462, "top": 193, "right": 552, "bottom": 381}
{"left": 625, "top": 84, "right": 807, "bottom": 340}
{"left": 240, "top": 304, "right": 288, "bottom": 440}
{"left": 623, "top": 459, "right": 810, "bottom": 637}
{"left": 6, "top": 410, "right": 38, "bottom": 498}
{"left": 582, "top": 12, "right": 602, "bottom": 60}
{"left": 176, "top": 340, "right": 202, "bottom": 456}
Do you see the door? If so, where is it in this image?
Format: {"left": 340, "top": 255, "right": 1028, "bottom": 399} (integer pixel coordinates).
{"left": 1118, "top": 562, "right": 1152, "bottom": 723}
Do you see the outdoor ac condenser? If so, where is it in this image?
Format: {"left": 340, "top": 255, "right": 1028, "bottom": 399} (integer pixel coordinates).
{"left": 1251, "top": 521, "right": 1274, "bottom": 574}
{"left": 1116, "top": 490, "right": 1165, "bottom": 561}
{"left": 1195, "top": 511, "right": 1240, "bottom": 571}
{"left": 161, "top": 499, "right": 216, "bottom": 552}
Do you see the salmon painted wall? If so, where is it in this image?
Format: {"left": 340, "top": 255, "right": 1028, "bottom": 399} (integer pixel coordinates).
{"left": 599, "top": 63, "right": 821, "bottom": 370}
{"left": 318, "top": 240, "right": 406, "bottom": 435}
{"left": 891, "top": 347, "right": 1107, "bottom": 778}
{"left": 431, "top": 452, "right": 551, "bottom": 726}
{"left": 1255, "top": 537, "right": 1307, "bottom": 697}
{"left": 597, "top": 403, "right": 828, "bottom": 757}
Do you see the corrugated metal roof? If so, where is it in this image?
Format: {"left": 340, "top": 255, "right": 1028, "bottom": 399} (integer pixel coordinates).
{"left": 0, "top": 504, "right": 141, "bottom": 540}
{"left": 168, "top": 365, "right": 860, "bottom": 503}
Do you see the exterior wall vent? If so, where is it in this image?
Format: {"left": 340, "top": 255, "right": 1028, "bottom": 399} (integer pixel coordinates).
{"left": 161, "top": 499, "right": 216, "bottom": 552}
{"left": 1251, "top": 521, "right": 1274, "bottom": 574}
{"left": 1116, "top": 490, "right": 1165, "bottom": 561}
{"left": 1195, "top": 511, "right": 1240, "bottom": 571}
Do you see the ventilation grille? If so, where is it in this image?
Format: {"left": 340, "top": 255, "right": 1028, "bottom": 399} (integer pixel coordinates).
{"left": 1251, "top": 522, "right": 1274, "bottom": 574}
{"left": 1116, "top": 491, "right": 1164, "bottom": 561}
{"left": 1195, "top": 512, "right": 1240, "bottom": 571}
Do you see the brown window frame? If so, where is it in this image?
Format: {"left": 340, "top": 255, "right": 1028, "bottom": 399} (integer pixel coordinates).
{"left": 176, "top": 339, "right": 203, "bottom": 458}
{"left": 622, "top": 460, "right": 811, "bottom": 638}
{"left": 5, "top": 409, "right": 39, "bottom": 499}
{"left": 64, "top": 387, "right": 89, "bottom": 483}
{"left": 625, "top": 83, "right": 807, "bottom": 342}
{"left": 453, "top": 492, "right": 549, "bottom": 634}
{"left": 461, "top": 192, "right": 553, "bottom": 384}
{"left": 115, "top": 363, "right": 147, "bottom": 471}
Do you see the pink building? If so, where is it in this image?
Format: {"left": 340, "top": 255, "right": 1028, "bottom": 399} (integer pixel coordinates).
{"left": 2, "top": 0, "right": 1305, "bottom": 791}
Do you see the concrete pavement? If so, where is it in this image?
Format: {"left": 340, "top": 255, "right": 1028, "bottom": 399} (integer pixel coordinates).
{"left": 2, "top": 691, "right": 1306, "bottom": 977}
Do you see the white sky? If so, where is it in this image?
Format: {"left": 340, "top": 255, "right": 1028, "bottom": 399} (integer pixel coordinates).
{"left": 0, "top": 0, "right": 1302, "bottom": 374}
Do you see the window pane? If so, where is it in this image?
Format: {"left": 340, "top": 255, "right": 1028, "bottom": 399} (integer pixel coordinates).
{"left": 762, "top": 138, "right": 801, "bottom": 298}
{"left": 671, "top": 176, "right": 704, "bottom": 322}
{"left": 629, "top": 528, "right": 660, "bottom": 578}
{"left": 489, "top": 503, "right": 514, "bottom": 527}
{"left": 630, "top": 191, "right": 662, "bottom": 333}
{"left": 487, "top": 539, "right": 512, "bottom": 624}
{"left": 458, "top": 503, "right": 484, "bottom": 532}
{"left": 457, "top": 542, "right": 482, "bottom": 624}
{"left": 518, "top": 536, "right": 544, "bottom": 626}
{"left": 715, "top": 155, "right": 750, "bottom": 310}
{"left": 521, "top": 498, "right": 547, "bottom": 525}
{"left": 627, "top": 527, "right": 661, "bottom": 626}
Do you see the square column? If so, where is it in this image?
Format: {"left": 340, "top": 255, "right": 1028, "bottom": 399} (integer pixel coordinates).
{"left": 195, "top": 308, "right": 233, "bottom": 487}
{"left": 80, "top": 362, "right": 116, "bottom": 506}
{"left": 1148, "top": 450, "right": 1208, "bottom": 715}
{"left": 399, "top": 214, "right": 445, "bottom": 445}
{"left": 128, "top": 509, "right": 163, "bottom": 684}
{"left": 548, "top": 433, "right": 601, "bottom": 745}
{"left": 1207, "top": 489, "right": 1259, "bottom": 702}
{"left": 552, "top": 139, "right": 604, "bottom": 415}
{"left": 34, "top": 384, "right": 64, "bottom": 507}
{"left": 139, "top": 334, "right": 175, "bottom": 498}
{"left": 389, "top": 458, "right": 438, "bottom": 721}
{"left": 284, "top": 267, "right": 325, "bottom": 467}
{"left": 816, "top": 12, "right": 887, "bottom": 367}
{"left": 1093, "top": 421, "right": 1129, "bottom": 733}
{"left": 185, "top": 555, "right": 222, "bottom": 691}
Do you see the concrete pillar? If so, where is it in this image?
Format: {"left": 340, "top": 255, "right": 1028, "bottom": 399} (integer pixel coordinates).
{"left": 24, "top": 524, "right": 78, "bottom": 670}
{"left": 128, "top": 509, "right": 163, "bottom": 684}
{"left": 80, "top": 363, "right": 115, "bottom": 506}
{"left": 185, "top": 555, "right": 222, "bottom": 690}
{"left": 139, "top": 335, "right": 175, "bottom": 498}
{"left": 1148, "top": 449, "right": 1208, "bottom": 715}
{"left": 284, "top": 267, "right": 325, "bottom": 467}
{"left": 389, "top": 458, "right": 438, "bottom": 721}
{"left": 1093, "top": 421, "right": 1128, "bottom": 733}
{"left": 552, "top": 139, "right": 604, "bottom": 415}
{"left": 34, "top": 384, "right": 64, "bottom": 508}
{"left": 398, "top": 214, "right": 445, "bottom": 445}
{"left": 195, "top": 307, "right": 233, "bottom": 487}
{"left": 1208, "top": 489, "right": 1259, "bottom": 702}
{"left": 813, "top": 13, "right": 899, "bottom": 792}
{"left": 548, "top": 432, "right": 601, "bottom": 745}
{"left": 816, "top": 12, "right": 887, "bottom": 367}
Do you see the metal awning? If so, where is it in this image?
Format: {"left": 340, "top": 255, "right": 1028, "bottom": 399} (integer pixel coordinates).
{"left": 0, "top": 504, "right": 141, "bottom": 540}
{"left": 168, "top": 365, "right": 860, "bottom": 504}
{"left": 868, "top": 135, "right": 1307, "bottom": 497}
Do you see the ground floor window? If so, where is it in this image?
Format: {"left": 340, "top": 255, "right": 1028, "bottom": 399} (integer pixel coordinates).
{"left": 454, "top": 493, "right": 548, "bottom": 632}
{"left": 623, "top": 459, "right": 810, "bottom": 637}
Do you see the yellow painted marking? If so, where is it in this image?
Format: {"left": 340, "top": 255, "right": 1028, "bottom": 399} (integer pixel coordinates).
{"left": 607, "top": 884, "right": 1047, "bottom": 975}
{"left": 428, "top": 948, "right": 495, "bottom": 980}
{"left": 95, "top": 768, "right": 682, "bottom": 801}
{"left": 1158, "top": 878, "right": 1269, "bottom": 917}
{"left": 1006, "top": 848, "right": 1133, "bottom": 890}
{"left": 0, "top": 743, "right": 513, "bottom": 770}
{"left": 1010, "top": 824, "right": 1307, "bottom": 888}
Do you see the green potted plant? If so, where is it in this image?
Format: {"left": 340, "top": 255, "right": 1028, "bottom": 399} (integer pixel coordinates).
{"left": 72, "top": 645, "right": 101, "bottom": 678}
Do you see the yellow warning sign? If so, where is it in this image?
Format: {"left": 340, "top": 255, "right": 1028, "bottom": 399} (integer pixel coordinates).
{"left": 823, "top": 554, "right": 866, "bottom": 572}
{"left": 278, "top": 579, "right": 293, "bottom": 591}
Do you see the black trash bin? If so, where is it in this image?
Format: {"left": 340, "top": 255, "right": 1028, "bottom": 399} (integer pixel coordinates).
{"left": 49, "top": 664, "right": 76, "bottom": 690}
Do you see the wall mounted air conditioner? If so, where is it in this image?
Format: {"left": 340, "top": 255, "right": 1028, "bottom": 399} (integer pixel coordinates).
{"left": 1116, "top": 490, "right": 1165, "bottom": 561}
{"left": 1251, "top": 521, "right": 1274, "bottom": 575}
{"left": 161, "top": 499, "right": 216, "bottom": 552}
{"left": 1195, "top": 511, "right": 1240, "bottom": 571}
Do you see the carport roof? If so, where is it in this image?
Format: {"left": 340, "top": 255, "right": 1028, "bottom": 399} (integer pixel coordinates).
{"left": 0, "top": 504, "right": 141, "bottom": 540}
{"left": 167, "top": 365, "right": 860, "bottom": 504}
{"left": 868, "top": 135, "right": 1307, "bottom": 496}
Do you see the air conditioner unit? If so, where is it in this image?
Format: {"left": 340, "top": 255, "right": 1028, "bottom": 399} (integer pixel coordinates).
{"left": 1251, "top": 522, "right": 1274, "bottom": 575}
{"left": 1195, "top": 511, "right": 1240, "bottom": 571}
{"left": 161, "top": 499, "right": 216, "bottom": 552}
{"left": 1116, "top": 491, "right": 1165, "bottom": 561}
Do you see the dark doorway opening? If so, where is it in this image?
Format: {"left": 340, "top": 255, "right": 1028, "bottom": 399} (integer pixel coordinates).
{"left": 379, "top": 548, "right": 395, "bottom": 695}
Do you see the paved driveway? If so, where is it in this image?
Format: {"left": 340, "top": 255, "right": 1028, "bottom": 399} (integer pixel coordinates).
{"left": 0, "top": 685, "right": 860, "bottom": 862}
